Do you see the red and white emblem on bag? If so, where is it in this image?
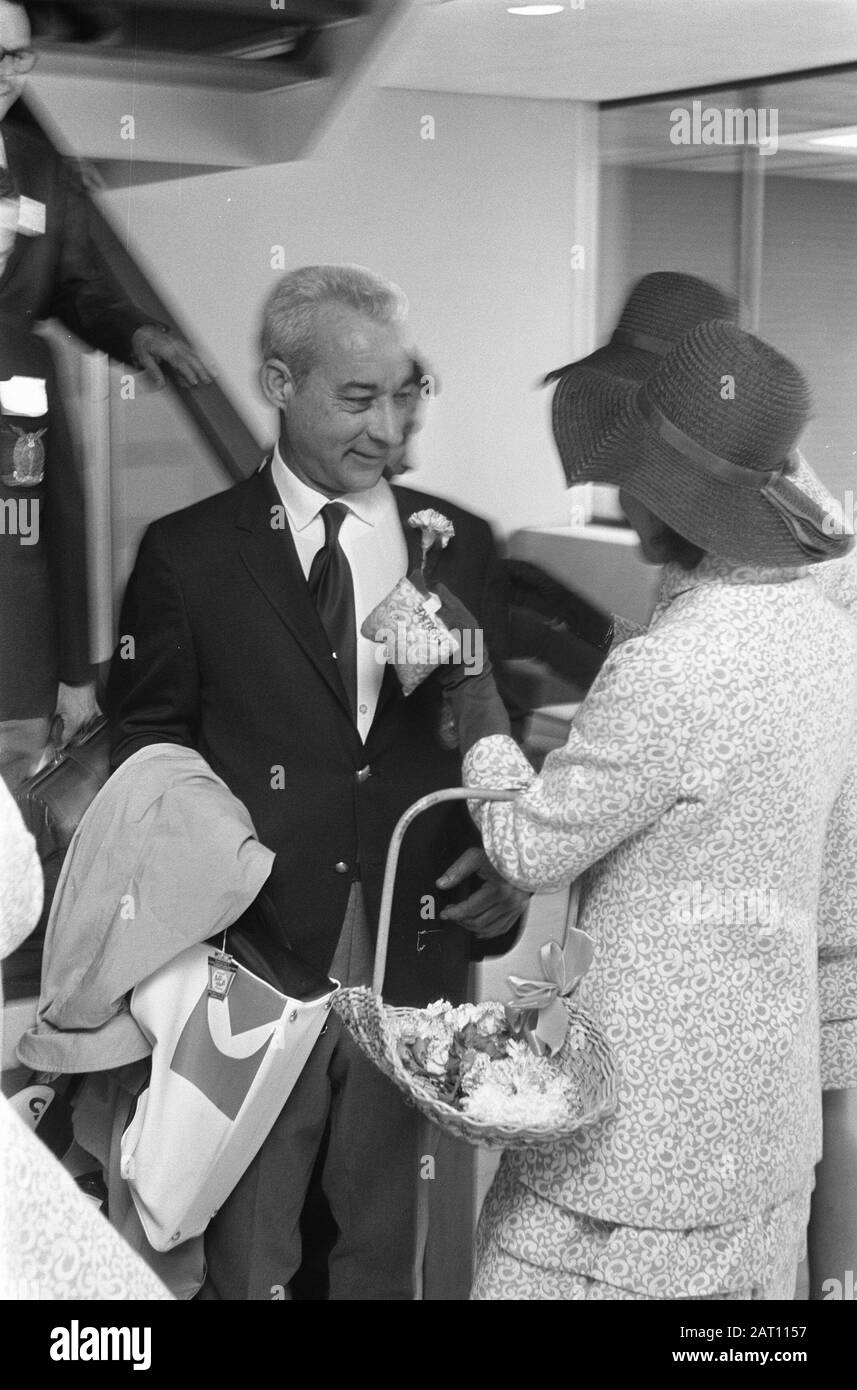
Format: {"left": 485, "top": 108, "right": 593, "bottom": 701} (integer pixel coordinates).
{"left": 123, "top": 942, "right": 335, "bottom": 1251}
{"left": 170, "top": 972, "right": 285, "bottom": 1120}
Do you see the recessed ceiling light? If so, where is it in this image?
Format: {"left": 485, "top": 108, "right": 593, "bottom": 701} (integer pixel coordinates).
{"left": 807, "top": 129, "right": 857, "bottom": 150}
{"left": 776, "top": 126, "right": 857, "bottom": 154}
{"left": 507, "top": 5, "right": 565, "bottom": 14}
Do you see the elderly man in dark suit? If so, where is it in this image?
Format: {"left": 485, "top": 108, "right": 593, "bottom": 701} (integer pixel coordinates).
{"left": 106, "top": 264, "right": 528, "bottom": 1300}
{"left": 0, "top": 0, "right": 207, "bottom": 788}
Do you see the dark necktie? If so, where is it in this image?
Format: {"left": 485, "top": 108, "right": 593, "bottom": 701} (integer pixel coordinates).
{"left": 307, "top": 501, "right": 357, "bottom": 717}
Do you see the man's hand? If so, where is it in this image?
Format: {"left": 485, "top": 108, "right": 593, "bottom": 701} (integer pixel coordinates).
{"left": 131, "top": 326, "right": 213, "bottom": 390}
{"left": 436, "top": 846, "right": 530, "bottom": 940}
{"left": 55, "top": 680, "right": 100, "bottom": 744}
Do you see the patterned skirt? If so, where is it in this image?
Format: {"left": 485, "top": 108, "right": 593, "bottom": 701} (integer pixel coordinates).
{"left": 471, "top": 1158, "right": 810, "bottom": 1301}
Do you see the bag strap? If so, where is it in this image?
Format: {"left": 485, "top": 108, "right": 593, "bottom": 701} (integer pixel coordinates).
{"left": 37, "top": 713, "right": 107, "bottom": 779}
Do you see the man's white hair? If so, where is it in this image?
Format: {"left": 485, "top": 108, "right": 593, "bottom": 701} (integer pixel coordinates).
{"left": 0, "top": 2, "right": 30, "bottom": 27}
{"left": 260, "top": 264, "right": 408, "bottom": 385}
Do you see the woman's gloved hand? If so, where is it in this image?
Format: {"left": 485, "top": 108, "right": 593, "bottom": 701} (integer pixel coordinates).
{"left": 432, "top": 583, "right": 489, "bottom": 687}
{"left": 432, "top": 583, "right": 510, "bottom": 754}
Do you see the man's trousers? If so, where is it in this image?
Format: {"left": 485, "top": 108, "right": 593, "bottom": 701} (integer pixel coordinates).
{"left": 200, "top": 883, "right": 425, "bottom": 1301}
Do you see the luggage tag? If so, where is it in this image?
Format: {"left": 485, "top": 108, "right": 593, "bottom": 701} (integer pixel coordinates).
{"left": 207, "top": 947, "right": 237, "bottom": 1001}
{"left": 17, "top": 196, "right": 46, "bottom": 236}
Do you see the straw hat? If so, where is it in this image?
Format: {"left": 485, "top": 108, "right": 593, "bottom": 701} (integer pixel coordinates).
{"left": 551, "top": 319, "right": 854, "bottom": 567}
{"left": 544, "top": 271, "right": 739, "bottom": 387}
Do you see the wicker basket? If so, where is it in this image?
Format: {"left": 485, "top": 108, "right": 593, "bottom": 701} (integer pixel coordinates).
{"left": 334, "top": 787, "right": 619, "bottom": 1149}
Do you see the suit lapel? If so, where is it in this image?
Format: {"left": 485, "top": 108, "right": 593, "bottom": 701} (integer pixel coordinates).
{"left": 237, "top": 465, "right": 358, "bottom": 731}
{"left": 392, "top": 487, "right": 424, "bottom": 574}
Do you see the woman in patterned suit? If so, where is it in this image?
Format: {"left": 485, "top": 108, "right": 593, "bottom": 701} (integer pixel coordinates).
{"left": 438, "top": 320, "right": 856, "bottom": 1300}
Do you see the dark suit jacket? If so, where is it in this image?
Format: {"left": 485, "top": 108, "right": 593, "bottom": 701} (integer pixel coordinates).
{"left": 0, "top": 119, "right": 150, "bottom": 691}
{"left": 106, "top": 467, "right": 513, "bottom": 1006}
{"left": 0, "top": 120, "right": 149, "bottom": 357}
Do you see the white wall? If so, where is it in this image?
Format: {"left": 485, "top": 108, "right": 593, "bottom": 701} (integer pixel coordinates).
{"left": 99, "top": 88, "right": 598, "bottom": 545}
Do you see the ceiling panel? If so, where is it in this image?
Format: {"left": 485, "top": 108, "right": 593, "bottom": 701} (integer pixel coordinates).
{"left": 379, "top": 0, "right": 857, "bottom": 103}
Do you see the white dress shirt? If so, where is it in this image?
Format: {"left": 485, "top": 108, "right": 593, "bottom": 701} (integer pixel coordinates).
{"left": 270, "top": 447, "right": 408, "bottom": 741}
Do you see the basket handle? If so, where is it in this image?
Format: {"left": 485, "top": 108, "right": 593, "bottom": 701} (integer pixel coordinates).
{"left": 373, "top": 787, "right": 520, "bottom": 995}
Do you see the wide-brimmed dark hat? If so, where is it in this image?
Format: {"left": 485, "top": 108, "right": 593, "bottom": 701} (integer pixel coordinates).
{"left": 544, "top": 271, "right": 739, "bottom": 388}
{"left": 551, "top": 318, "right": 854, "bottom": 567}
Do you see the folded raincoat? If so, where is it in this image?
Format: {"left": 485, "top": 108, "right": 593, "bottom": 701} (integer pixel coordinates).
{"left": 18, "top": 744, "right": 275, "bottom": 1073}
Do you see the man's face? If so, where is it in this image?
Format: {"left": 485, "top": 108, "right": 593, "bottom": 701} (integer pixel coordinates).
{"left": 0, "top": 4, "right": 30, "bottom": 122}
{"left": 276, "top": 303, "right": 414, "bottom": 497}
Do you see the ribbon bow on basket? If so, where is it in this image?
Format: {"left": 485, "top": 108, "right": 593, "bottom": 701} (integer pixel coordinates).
{"left": 505, "top": 928, "right": 595, "bottom": 1057}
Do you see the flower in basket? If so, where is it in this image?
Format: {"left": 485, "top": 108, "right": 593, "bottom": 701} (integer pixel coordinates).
{"left": 505, "top": 928, "right": 595, "bottom": 1057}
{"left": 408, "top": 509, "right": 455, "bottom": 584}
{"left": 392, "top": 994, "right": 587, "bottom": 1130}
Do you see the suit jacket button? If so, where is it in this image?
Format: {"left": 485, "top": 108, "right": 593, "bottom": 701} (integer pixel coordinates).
{"left": 355, "top": 765, "right": 371, "bottom": 783}
{"left": 334, "top": 861, "right": 349, "bottom": 874}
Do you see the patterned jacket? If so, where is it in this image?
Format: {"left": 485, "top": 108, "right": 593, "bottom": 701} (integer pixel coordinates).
{"left": 465, "top": 555, "right": 857, "bottom": 1228}
{"left": 815, "top": 550, "right": 857, "bottom": 1089}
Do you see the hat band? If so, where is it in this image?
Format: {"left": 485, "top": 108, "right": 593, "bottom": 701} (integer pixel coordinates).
{"left": 636, "top": 389, "right": 848, "bottom": 560}
{"left": 610, "top": 328, "right": 672, "bottom": 355}
{"left": 637, "top": 389, "right": 787, "bottom": 489}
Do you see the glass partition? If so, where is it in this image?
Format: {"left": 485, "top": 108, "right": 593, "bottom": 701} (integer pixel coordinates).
{"left": 592, "top": 71, "right": 857, "bottom": 529}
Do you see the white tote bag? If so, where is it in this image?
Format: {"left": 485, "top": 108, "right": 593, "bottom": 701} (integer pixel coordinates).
{"left": 121, "top": 942, "right": 336, "bottom": 1252}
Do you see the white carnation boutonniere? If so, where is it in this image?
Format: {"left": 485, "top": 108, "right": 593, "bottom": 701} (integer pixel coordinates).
{"left": 408, "top": 509, "right": 455, "bottom": 584}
